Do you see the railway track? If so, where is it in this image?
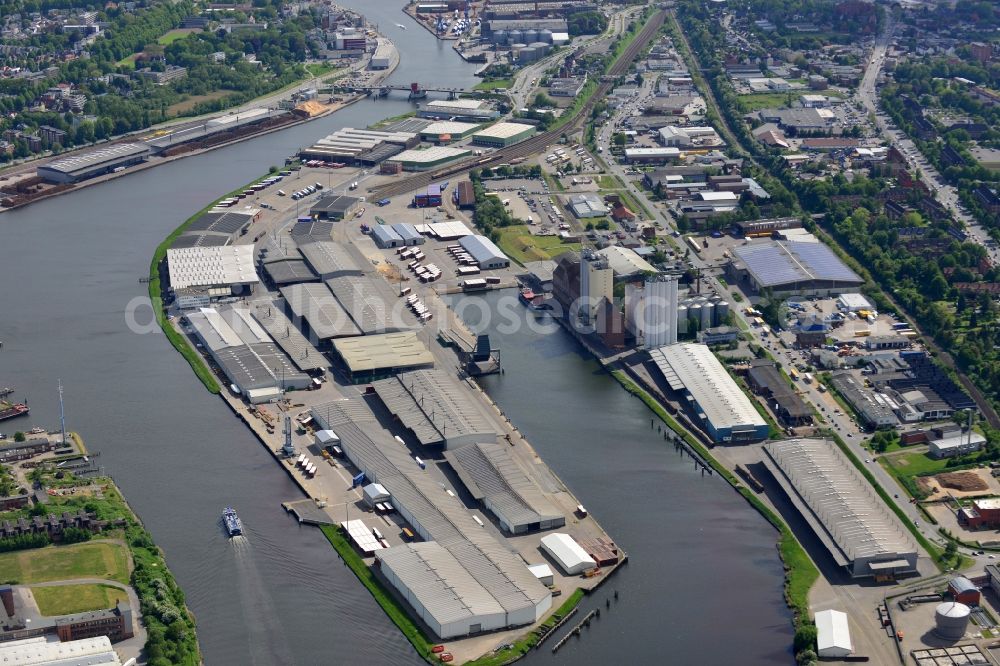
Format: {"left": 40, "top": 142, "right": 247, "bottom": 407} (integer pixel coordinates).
{"left": 370, "top": 9, "right": 666, "bottom": 200}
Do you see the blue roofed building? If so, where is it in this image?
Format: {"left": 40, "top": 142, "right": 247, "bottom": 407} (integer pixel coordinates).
{"left": 728, "top": 240, "right": 863, "bottom": 296}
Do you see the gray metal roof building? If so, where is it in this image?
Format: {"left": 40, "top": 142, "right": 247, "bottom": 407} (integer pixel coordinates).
{"left": 251, "top": 300, "right": 327, "bottom": 371}
{"left": 731, "top": 241, "right": 863, "bottom": 296}
{"left": 445, "top": 441, "right": 564, "bottom": 534}
{"left": 325, "top": 275, "right": 408, "bottom": 335}
{"left": 829, "top": 371, "right": 898, "bottom": 429}
{"left": 650, "top": 343, "right": 769, "bottom": 443}
{"left": 459, "top": 234, "right": 510, "bottom": 269}
{"left": 309, "top": 195, "right": 361, "bottom": 221}
{"left": 763, "top": 438, "right": 917, "bottom": 579}
{"left": 36, "top": 142, "right": 150, "bottom": 183}
{"left": 290, "top": 220, "right": 336, "bottom": 243}
{"left": 170, "top": 233, "right": 231, "bottom": 249}
{"left": 369, "top": 369, "right": 497, "bottom": 448}
{"left": 279, "top": 283, "right": 361, "bottom": 340}
{"left": 186, "top": 306, "right": 311, "bottom": 401}
{"left": 391, "top": 223, "right": 425, "bottom": 246}
{"left": 371, "top": 224, "right": 404, "bottom": 249}
{"left": 263, "top": 258, "right": 319, "bottom": 286}
{"left": 299, "top": 241, "right": 363, "bottom": 279}
{"left": 377, "top": 542, "right": 507, "bottom": 638}
{"left": 311, "top": 400, "right": 551, "bottom": 637}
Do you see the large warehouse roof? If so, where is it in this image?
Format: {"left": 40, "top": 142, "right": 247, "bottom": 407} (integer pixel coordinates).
{"left": 299, "top": 241, "right": 363, "bottom": 278}
{"left": 332, "top": 332, "right": 434, "bottom": 374}
{"left": 446, "top": 441, "right": 563, "bottom": 532}
{"left": 167, "top": 245, "right": 259, "bottom": 290}
{"left": 311, "top": 400, "right": 550, "bottom": 623}
{"left": 370, "top": 369, "right": 496, "bottom": 447}
{"left": 279, "top": 283, "right": 361, "bottom": 339}
{"left": 733, "top": 241, "right": 862, "bottom": 289}
{"left": 251, "top": 300, "right": 327, "bottom": 371}
{"left": 325, "top": 274, "right": 404, "bottom": 335}
{"left": 650, "top": 343, "right": 767, "bottom": 433}
{"left": 764, "top": 438, "right": 915, "bottom": 572}
{"left": 391, "top": 146, "right": 471, "bottom": 164}
{"left": 41, "top": 142, "right": 149, "bottom": 177}
{"left": 459, "top": 234, "right": 508, "bottom": 266}
{"left": 473, "top": 122, "right": 535, "bottom": 139}
{"left": 377, "top": 541, "right": 506, "bottom": 628}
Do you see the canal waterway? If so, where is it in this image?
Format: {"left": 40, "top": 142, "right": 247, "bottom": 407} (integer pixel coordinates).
{"left": 0, "top": 5, "right": 791, "bottom": 663}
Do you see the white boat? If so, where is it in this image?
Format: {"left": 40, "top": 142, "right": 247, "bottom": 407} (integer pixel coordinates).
{"left": 396, "top": 23, "right": 407, "bottom": 29}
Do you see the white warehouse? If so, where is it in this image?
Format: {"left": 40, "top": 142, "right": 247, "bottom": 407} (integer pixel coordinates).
{"left": 540, "top": 533, "right": 596, "bottom": 575}
{"left": 459, "top": 234, "right": 510, "bottom": 269}
{"left": 377, "top": 542, "right": 508, "bottom": 638}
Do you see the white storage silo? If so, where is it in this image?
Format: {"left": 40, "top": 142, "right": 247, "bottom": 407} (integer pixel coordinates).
{"left": 539, "top": 29, "right": 553, "bottom": 43}
{"left": 524, "top": 29, "right": 539, "bottom": 43}
{"left": 508, "top": 30, "right": 523, "bottom": 44}
{"left": 934, "top": 602, "right": 970, "bottom": 641}
{"left": 687, "top": 302, "right": 702, "bottom": 328}
{"left": 701, "top": 300, "right": 714, "bottom": 329}
{"left": 676, "top": 304, "right": 688, "bottom": 335}
{"left": 493, "top": 29, "right": 508, "bottom": 45}
{"left": 714, "top": 300, "right": 729, "bottom": 326}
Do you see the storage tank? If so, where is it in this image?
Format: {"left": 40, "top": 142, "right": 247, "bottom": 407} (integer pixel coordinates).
{"left": 493, "top": 29, "right": 508, "bottom": 45}
{"left": 701, "top": 300, "right": 714, "bottom": 329}
{"left": 676, "top": 304, "right": 687, "bottom": 332}
{"left": 508, "top": 30, "right": 523, "bottom": 44}
{"left": 517, "top": 46, "right": 533, "bottom": 63}
{"left": 687, "top": 302, "right": 702, "bottom": 325}
{"left": 714, "top": 300, "right": 729, "bottom": 326}
{"left": 539, "top": 28, "right": 553, "bottom": 43}
{"left": 530, "top": 42, "right": 549, "bottom": 57}
{"left": 524, "top": 29, "right": 539, "bottom": 43}
{"left": 935, "top": 602, "right": 970, "bottom": 641}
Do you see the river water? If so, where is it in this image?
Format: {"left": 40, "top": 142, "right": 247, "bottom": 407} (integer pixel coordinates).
{"left": 0, "top": 5, "right": 791, "bottom": 664}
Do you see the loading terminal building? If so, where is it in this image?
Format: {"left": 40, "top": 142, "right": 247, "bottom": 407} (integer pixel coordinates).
{"left": 370, "top": 369, "right": 498, "bottom": 448}
{"left": 186, "top": 306, "right": 311, "bottom": 402}
{"left": 729, "top": 241, "right": 863, "bottom": 296}
{"left": 763, "top": 438, "right": 917, "bottom": 579}
{"left": 280, "top": 283, "right": 362, "bottom": 340}
{"left": 309, "top": 195, "right": 361, "bottom": 221}
{"left": 471, "top": 122, "right": 536, "bottom": 147}
{"left": 385, "top": 146, "right": 472, "bottom": 172}
{"left": 171, "top": 207, "right": 261, "bottom": 249}
{"left": 37, "top": 142, "right": 151, "bottom": 184}
{"left": 310, "top": 400, "right": 552, "bottom": 638}
{"left": 650, "top": 343, "right": 769, "bottom": 443}
{"left": 250, "top": 300, "right": 327, "bottom": 372}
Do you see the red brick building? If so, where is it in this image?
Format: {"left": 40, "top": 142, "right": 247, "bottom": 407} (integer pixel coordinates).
{"left": 958, "top": 498, "right": 1000, "bottom": 530}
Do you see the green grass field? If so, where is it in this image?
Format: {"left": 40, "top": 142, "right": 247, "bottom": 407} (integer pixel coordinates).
{"left": 305, "top": 63, "right": 336, "bottom": 78}
{"left": 736, "top": 93, "right": 794, "bottom": 112}
{"left": 496, "top": 225, "right": 580, "bottom": 265}
{"left": 0, "top": 542, "right": 129, "bottom": 585}
{"left": 881, "top": 450, "right": 949, "bottom": 478}
{"left": 158, "top": 28, "right": 198, "bottom": 45}
{"left": 474, "top": 78, "right": 512, "bottom": 91}
{"left": 31, "top": 583, "right": 126, "bottom": 616}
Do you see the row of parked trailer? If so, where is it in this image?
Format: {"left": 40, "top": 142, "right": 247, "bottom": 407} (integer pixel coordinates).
{"left": 295, "top": 453, "right": 318, "bottom": 478}
{"left": 404, "top": 293, "right": 434, "bottom": 322}
{"left": 216, "top": 174, "right": 287, "bottom": 207}
{"left": 445, "top": 244, "right": 478, "bottom": 267}
{"left": 303, "top": 159, "right": 345, "bottom": 168}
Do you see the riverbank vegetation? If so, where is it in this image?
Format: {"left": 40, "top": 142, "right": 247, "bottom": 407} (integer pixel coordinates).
{"left": 0, "top": 457, "right": 199, "bottom": 665}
